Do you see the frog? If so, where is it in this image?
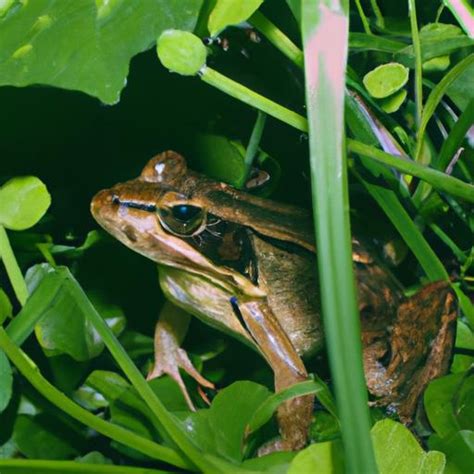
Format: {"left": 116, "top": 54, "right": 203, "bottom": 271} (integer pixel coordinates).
{"left": 91, "top": 151, "right": 457, "bottom": 451}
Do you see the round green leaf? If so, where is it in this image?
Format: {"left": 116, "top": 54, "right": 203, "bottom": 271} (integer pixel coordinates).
{"left": 363, "top": 63, "right": 409, "bottom": 99}
{"left": 0, "top": 176, "right": 51, "bottom": 230}
{"left": 380, "top": 88, "right": 407, "bottom": 113}
{"left": 157, "top": 29, "right": 207, "bottom": 76}
{"left": 208, "top": 0, "right": 263, "bottom": 37}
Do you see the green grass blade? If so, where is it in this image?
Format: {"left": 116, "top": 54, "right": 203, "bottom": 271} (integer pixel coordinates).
{"left": 0, "top": 459, "right": 170, "bottom": 474}
{"left": 348, "top": 139, "right": 474, "bottom": 203}
{"left": 301, "top": 1, "right": 377, "bottom": 472}
{"left": 436, "top": 99, "right": 474, "bottom": 171}
{"left": 408, "top": 0, "right": 423, "bottom": 127}
{"left": 415, "top": 53, "right": 474, "bottom": 163}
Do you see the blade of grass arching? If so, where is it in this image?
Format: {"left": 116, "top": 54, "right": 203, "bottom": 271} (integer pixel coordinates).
{"left": 0, "top": 328, "right": 191, "bottom": 470}
{"left": 436, "top": 99, "right": 474, "bottom": 171}
{"left": 414, "top": 53, "right": 474, "bottom": 165}
{"left": 301, "top": 2, "right": 377, "bottom": 473}
{"left": 348, "top": 139, "right": 474, "bottom": 203}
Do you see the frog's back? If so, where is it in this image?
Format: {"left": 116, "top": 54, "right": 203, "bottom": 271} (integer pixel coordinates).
{"left": 250, "top": 233, "right": 323, "bottom": 358}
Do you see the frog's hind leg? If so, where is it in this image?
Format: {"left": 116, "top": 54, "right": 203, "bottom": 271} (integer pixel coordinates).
{"left": 237, "top": 299, "right": 313, "bottom": 452}
{"left": 147, "top": 301, "right": 215, "bottom": 411}
{"left": 380, "top": 282, "right": 457, "bottom": 422}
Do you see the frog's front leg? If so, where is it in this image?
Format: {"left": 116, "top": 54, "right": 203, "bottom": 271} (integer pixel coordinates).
{"left": 147, "top": 301, "right": 214, "bottom": 410}
{"left": 236, "top": 298, "right": 313, "bottom": 451}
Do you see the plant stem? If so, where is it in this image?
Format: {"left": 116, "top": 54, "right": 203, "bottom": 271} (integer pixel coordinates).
{"left": 0, "top": 225, "right": 28, "bottom": 306}
{"left": 0, "top": 459, "right": 169, "bottom": 474}
{"left": 369, "top": 0, "right": 385, "bottom": 27}
{"left": 443, "top": 0, "right": 474, "bottom": 37}
{"left": 249, "top": 11, "right": 304, "bottom": 68}
{"left": 200, "top": 66, "right": 308, "bottom": 132}
{"left": 354, "top": 0, "right": 373, "bottom": 34}
{"left": 0, "top": 327, "right": 191, "bottom": 471}
{"left": 408, "top": 0, "right": 423, "bottom": 129}
{"left": 240, "top": 111, "right": 267, "bottom": 187}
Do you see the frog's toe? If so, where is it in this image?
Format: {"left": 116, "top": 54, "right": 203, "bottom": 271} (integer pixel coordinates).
{"left": 147, "top": 348, "right": 214, "bottom": 411}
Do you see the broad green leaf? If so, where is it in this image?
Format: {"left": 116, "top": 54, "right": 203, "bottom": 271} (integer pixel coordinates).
{"left": 0, "top": 176, "right": 50, "bottom": 230}
{"left": 363, "top": 63, "right": 409, "bottom": 99}
{"left": 12, "top": 414, "right": 79, "bottom": 459}
{"left": 190, "top": 133, "right": 246, "bottom": 186}
{"left": 419, "top": 23, "right": 463, "bottom": 40}
{"left": 429, "top": 430, "right": 474, "bottom": 474}
{"left": 372, "top": 419, "right": 445, "bottom": 474}
{"left": 242, "top": 451, "right": 296, "bottom": 473}
{"left": 446, "top": 59, "right": 474, "bottom": 111}
{"left": 157, "top": 30, "right": 207, "bottom": 76}
{"left": 247, "top": 379, "right": 336, "bottom": 435}
{"left": 380, "top": 89, "right": 407, "bottom": 113}
{"left": 28, "top": 267, "right": 104, "bottom": 361}
{"left": 208, "top": 0, "right": 263, "bottom": 37}
{"left": 287, "top": 441, "right": 345, "bottom": 474}
{"left": 0, "top": 351, "right": 12, "bottom": 413}
{"left": 0, "top": 0, "right": 202, "bottom": 104}
{"left": 424, "top": 370, "right": 474, "bottom": 442}
{"left": 182, "top": 381, "right": 270, "bottom": 462}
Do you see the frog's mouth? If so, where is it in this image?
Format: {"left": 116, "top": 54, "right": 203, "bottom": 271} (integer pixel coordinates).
{"left": 91, "top": 187, "right": 264, "bottom": 298}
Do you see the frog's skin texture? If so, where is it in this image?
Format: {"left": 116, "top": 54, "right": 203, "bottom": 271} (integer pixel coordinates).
{"left": 91, "top": 151, "right": 456, "bottom": 451}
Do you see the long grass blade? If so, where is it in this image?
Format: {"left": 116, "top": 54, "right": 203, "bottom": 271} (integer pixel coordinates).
{"left": 301, "top": 1, "right": 377, "bottom": 472}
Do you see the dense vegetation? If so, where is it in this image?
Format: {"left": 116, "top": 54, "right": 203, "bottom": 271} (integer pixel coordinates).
{"left": 0, "top": 0, "right": 473, "bottom": 472}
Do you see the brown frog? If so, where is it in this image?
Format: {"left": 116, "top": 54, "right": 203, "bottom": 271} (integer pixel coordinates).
{"left": 91, "top": 151, "right": 456, "bottom": 451}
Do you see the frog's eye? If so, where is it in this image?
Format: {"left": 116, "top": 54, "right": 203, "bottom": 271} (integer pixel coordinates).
{"left": 158, "top": 204, "right": 206, "bottom": 236}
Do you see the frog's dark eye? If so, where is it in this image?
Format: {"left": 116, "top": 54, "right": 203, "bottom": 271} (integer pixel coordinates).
{"left": 171, "top": 205, "right": 202, "bottom": 222}
{"left": 158, "top": 204, "right": 206, "bottom": 237}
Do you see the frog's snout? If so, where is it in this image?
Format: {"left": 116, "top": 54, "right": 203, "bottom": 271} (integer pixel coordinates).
{"left": 90, "top": 188, "right": 115, "bottom": 222}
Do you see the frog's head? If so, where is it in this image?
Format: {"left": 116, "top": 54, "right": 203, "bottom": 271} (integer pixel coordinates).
{"left": 91, "top": 151, "right": 262, "bottom": 295}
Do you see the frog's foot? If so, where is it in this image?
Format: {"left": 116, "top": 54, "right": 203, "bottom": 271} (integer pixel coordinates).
{"left": 147, "top": 346, "right": 214, "bottom": 411}
{"left": 147, "top": 308, "right": 214, "bottom": 411}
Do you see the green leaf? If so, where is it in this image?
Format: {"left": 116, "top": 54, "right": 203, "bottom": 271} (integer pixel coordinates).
{"left": 0, "top": 0, "right": 203, "bottom": 104}
{"left": 182, "top": 381, "right": 270, "bottom": 462}
{"left": 372, "top": 419, "right": 445, "bottom": 474}
{"left": 157, "top": 29, "right": 207, "bottom": 76}
{"left": 0, "top": 176, "right": 51, "bottom": 230}
{"left": 26, "top": 265, "right": 104, "bottom": 361}
{"left": 12, "top": 414, "right": 79, "bottom": 459}
{"left": 287, "top": 441, "right": 345, "bottom": 474}
{"left": 0, "top": 351, "right": 12, "bottom": 413}
{"left": 429, "top": 430, "right": 474, "bottom": 474}
{"left": 451, "top": 321, "right": 474, "bottom": 373}
{"left": 247, "top": 379, "right": 336, "bottom": 435}
{"left": 379, "top": 88, "right": 407, "bottom": 113}
{"left": 208, "top": 0, "right": 263, "bottom": 37}
{"left": 363, "top": 63, "right": 409, "bottom": 99}
{"left": 190, "top": 133, "right": 246, "bottom": 186}
{"left": 424, "top": 372, "right": 474, "bottom": 438}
